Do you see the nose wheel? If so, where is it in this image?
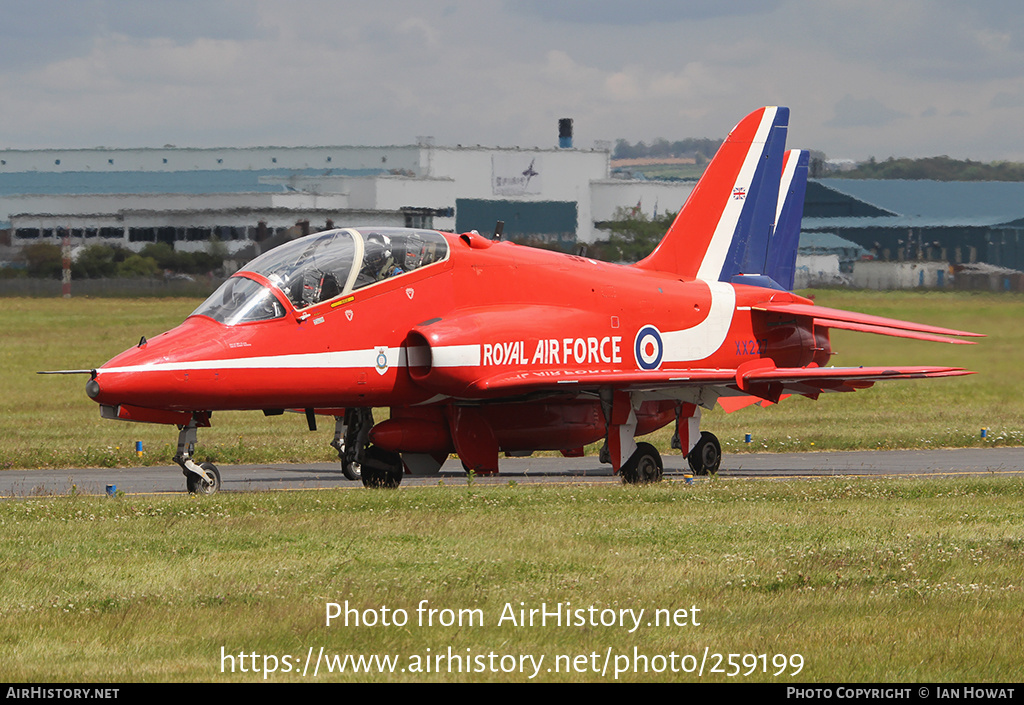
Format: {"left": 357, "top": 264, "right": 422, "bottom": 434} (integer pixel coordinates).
{"left": 185, "top": 462, "right": 221, "bottom": 495}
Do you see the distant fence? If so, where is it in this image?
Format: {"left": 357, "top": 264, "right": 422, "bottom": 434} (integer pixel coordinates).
{"left": 954, "top": 270, "right": 1024, "bottom": 292}
{"left": 0, "top": 277, "right": 224, "bottom": 297}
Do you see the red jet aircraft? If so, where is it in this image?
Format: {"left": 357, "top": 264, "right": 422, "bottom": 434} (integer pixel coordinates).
{"left": 53, "top": 107, "right": 981, "bottom": 493}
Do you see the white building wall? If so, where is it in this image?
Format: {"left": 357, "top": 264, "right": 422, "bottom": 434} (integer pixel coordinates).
{"left": 377, "top": 177, "right": 452, "bottom": 206}
{"left": 0, "top": 145, "right": 423, "bottom": 174}
{"left": 426, "top": 146, "right": 608, "bottom": 241}
{"left": 589, "top": 180, "right": 695, "bottom": 222}
{"left": 4, "top": 142, "right": 695, "bottom": 248}
{"left": 852, "top": 261, "right": 951, "bottom": 289}
{"left": 7, "top": 192, "right": 276, "bottom": 217}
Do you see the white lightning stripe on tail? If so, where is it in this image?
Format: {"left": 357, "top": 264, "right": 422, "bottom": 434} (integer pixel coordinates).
{"left": 776, "top": 150, "right": 800, "bottom": 223}
{"left": 696, "top": 106, "right": 778, "bottom": 282}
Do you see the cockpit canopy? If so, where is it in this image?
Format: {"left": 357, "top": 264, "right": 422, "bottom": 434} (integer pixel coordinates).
{"left": 192, "top": 227, "right": 449, "bottom": 325}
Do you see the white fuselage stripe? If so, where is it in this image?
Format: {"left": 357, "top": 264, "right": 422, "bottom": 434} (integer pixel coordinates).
{"left": 99, "top": 344, "right": 482, "bottom": 374}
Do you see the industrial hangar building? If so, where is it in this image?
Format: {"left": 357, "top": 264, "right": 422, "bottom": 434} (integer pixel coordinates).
{"left": 0, "top": 133, "right": 692, "bottom": 258}
{"left": 7, "top": 135, "right": 1024, "bottom": 285}
{"left": 801, "top": 179, "right": 1024, "bottom": 273}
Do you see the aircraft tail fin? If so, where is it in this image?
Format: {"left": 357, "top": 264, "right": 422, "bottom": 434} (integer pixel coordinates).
{"left": 635, "top": 106, "right": 789, "bottom": 280}
{"left": 763, "top": 149, "right": 810, "bottom": 290}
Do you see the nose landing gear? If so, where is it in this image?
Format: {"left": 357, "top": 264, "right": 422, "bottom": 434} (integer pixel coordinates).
{"left": 174, "top": 416, "right": 221, "bottom": 494}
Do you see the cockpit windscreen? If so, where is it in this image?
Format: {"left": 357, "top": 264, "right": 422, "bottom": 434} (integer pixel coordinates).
{"left": 191, "top": 228, "right": 449, "bottom": 325}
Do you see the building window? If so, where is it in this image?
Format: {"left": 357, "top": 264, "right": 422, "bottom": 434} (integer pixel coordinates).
{"left": 404, "top": 212, "right": 433, "bottom": 229}
{"left": 129, "top": 228, "right": 157, "bottom": 242}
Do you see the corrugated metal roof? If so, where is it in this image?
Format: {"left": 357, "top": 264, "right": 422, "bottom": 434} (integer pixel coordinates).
{"left": 798, "top": 231, "right": 867, "bottom": 250}
{"left": 802, "top": 215, "right": 1024, "bottom": 230}
{"left": 815, "top": 179, "right": 1024, "bottom": 222}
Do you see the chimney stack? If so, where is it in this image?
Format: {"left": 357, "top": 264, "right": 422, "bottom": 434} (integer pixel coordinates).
{"left": 558, "top": 118, "right": 573, "bottom": 149}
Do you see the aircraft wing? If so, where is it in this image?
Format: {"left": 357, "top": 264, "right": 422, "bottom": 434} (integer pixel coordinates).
{"left": 471, "top": 363, "right": 973, "bottom": 405}
{"left": 753, "top": 302, "right": 984, "bottom": 344}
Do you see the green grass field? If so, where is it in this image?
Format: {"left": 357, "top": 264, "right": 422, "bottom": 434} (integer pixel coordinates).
{"left": 1, "top": 477, "right": 1022, "bottom": 682}
{"left": 2, "top": 290, "right": 1021, "bottom": 470}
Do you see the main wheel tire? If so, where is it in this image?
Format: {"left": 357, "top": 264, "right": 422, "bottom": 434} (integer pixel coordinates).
{"left": 186, "top": 462, "right": 221, "bottom": 495}
{"left": 687, "top": 432, "right": 721, "bottom": 476}
{"left": 341, "top": 459, "right": 361, "bottom": 481}
{"left": 360, "top": 446, "right": 403, "bottom": 488}
{"left": 461, "top": 459, "right": 498, "bottom": 476}
{"left": 620, "top": 442, "right": 663, "bottom": 485}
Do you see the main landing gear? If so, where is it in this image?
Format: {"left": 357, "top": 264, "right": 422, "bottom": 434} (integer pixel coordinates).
{"left": 610, "top": 433, "right": 722, "bottom": 485}
{"left": 686, "top": 431, "right": 722, "bottom": 476}
{"left": 332, "top": 408, "right": 404, "bottom": 488}
{"left": 360, "top": 446, "right": 404, "bottom": 488}
{"left": 174, "top": 419, "right": 221, "bottom": 495}
{"left": 619, "top": 442, "right": 663, "bottom": 485}
{"left": 332, "top": 408, "right": 372, "bottom": 481}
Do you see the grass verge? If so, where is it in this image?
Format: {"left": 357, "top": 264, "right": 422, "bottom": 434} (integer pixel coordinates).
{"left": 1, "top": 476, "right": 1022, "bottom": 682}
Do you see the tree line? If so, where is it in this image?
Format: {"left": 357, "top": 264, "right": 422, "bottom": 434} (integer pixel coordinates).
{"left": 834, "top": 155, "right": 1024, "bottom": 181}
{"left": 6, "top": 241, "right": 226, "bottom": 280}
{"left": 613, "top": 137, "right": 724, "bottom": 163}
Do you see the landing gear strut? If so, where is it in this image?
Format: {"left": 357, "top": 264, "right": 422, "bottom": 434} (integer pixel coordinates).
{"left": 174, "top": 419, "right": 221, "bottom": 495}
{"left": 331, "top": 408, "right": 403, "bottom": 488}
{"left": 687, "top": 431, "right": 722, "bottom": 476}
{"left": 332, "top": 408, "right": 373, "bottom": 481}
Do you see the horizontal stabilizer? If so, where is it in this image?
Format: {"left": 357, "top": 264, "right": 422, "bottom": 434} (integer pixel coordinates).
{"left": 754, "top": 302, "right": 983, "bottom": 343}
{"left": 812, "top": 318, "right": 975, "bottom": 345}
{"left": 469, "top": 364, "right": 972, "bottom": 404}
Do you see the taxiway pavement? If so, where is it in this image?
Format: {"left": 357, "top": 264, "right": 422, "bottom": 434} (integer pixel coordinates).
{"left": 2, "top": 447, "right": 1021, "bottom": 497}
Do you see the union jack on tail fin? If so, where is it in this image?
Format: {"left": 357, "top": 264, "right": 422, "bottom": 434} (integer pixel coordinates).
{"left": 635, "top": 106, "right": 790, "bottom": 282}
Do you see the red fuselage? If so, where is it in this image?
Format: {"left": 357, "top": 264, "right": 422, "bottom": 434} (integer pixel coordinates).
{"left": 89, "top": 231, "right": 827, "bottom": 419}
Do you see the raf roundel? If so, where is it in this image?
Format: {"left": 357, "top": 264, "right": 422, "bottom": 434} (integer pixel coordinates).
{"left": 634, "top": 325, "right": 664, "bottom": 371}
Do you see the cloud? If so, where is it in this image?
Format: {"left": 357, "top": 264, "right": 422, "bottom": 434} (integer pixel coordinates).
{"left": 512, "top": 0, "right": 781, "bottom": 25}
{"left": 826, "top": 96, "right": 909, "bottom": 129}
{"left": 3, "top": 1, "right": 1024, "bottom": 160}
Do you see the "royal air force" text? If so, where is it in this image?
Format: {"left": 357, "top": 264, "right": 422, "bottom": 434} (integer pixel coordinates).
{"left": 483, "top": 337, "right": 623, "bottom": 366}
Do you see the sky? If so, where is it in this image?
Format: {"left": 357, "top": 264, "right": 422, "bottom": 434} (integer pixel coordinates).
{"left": 4, "top": 0, "right": 1024, "bottom": 161}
